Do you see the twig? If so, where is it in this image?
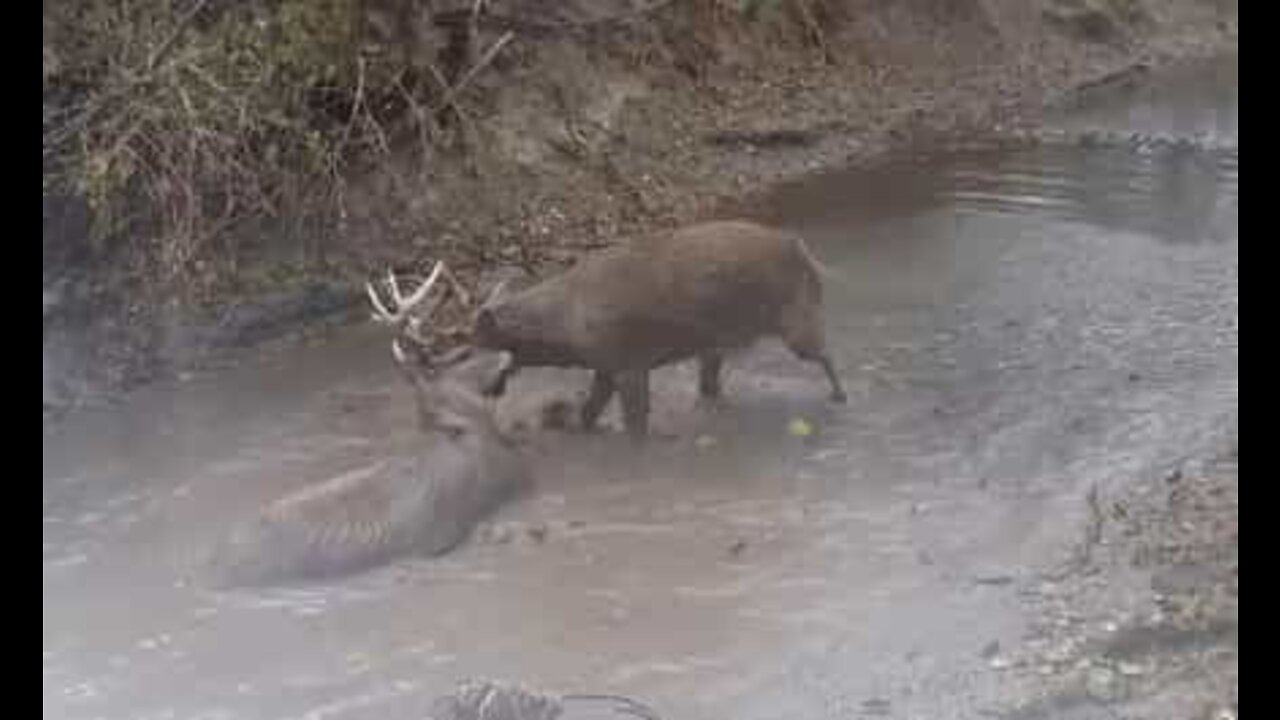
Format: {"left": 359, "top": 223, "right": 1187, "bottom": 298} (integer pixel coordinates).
{"left": 362, "top": 105, "right": 393, "bottom": 158}
{"left": 793, "top": 0, "right": 834, "bottom": 64}
{"left": 438, "top": 0, "right": 675, "bottom": 35}
{"left": 393, "top": 73, "right": 439, "bottom": 157}
{"left": 46, "top": 0, "right": 210, "bottom": 157}
{"left": 420, "top": 53, "right": 476, "bottom": 140}
{"left": 562, "top": 693, "right": 663, "bottom": 720}
{"left": 337, "top": 55, "right": 368, "bottom": 158}
{"left": 146, "top": 0, "right": 213, "bottom": 73}
{"left": 433, "top": 31, "right": 515, "bottom": 114}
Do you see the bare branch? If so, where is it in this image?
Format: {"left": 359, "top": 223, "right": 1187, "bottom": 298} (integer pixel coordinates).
{"left": 434, "top": 31, "right": 516, "bottom": 115}
{"left": 146, "top": 0, "right": 213, "bottom": 73}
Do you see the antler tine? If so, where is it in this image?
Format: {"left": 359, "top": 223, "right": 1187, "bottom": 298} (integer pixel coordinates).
{"left": 437, "top": 262, "right": 473, "bottom": 307}
{"left": 386, "top": 270, "right": 404, "bottom": 305}
{"left": 394, "top": 261, "right": 445, "bottom": 312}
{"left": 404, "top": 315, "right": 433, "bottom": 347}
{"left": 365, "top": 280, "right": 397, "bottom": 323}
{"left": 367, "top": 260, "right": 448, "bottom": 326}
{"left": 391, "top": 338, "right": 409, "bottom": 365}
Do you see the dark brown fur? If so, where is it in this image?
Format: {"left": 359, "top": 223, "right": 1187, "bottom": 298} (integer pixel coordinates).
{"left": 472, "top": 220, "right": 847, "bottom": 439}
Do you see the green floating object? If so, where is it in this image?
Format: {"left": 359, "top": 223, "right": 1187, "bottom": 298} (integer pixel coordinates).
{"left": 787, "top": 417, "right": 814, "bottom": 438}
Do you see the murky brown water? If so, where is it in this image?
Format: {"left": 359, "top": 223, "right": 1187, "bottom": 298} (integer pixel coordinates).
{"left": 44, "top": 55, "right": 1237, "bottom": 720}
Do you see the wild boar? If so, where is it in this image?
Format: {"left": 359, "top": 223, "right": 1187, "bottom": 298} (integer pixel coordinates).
{"left": 471, "top": 219, "right": 847, "bottom": 440}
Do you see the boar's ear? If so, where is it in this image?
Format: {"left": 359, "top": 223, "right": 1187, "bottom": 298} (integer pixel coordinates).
{"left": 481, "top": 350, "right": 516, "bottom": 397}
{"left": 480, "top": 278, "right": 511, "bottom": 309}
{"left": 475, "top": 307, "right": 498, "bottom": 336}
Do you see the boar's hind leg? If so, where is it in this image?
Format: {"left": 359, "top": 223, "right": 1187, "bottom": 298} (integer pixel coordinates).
{"left": 698, "top": 352, "right": 724, "bottom": 401}
{"left": 616, "top": 370, "right": 651, "bottom": 441}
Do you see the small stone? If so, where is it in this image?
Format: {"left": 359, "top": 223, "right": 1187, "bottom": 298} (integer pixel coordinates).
{"left": 861, "top": 697, "right": 892, "bottom": 716}
{"left": 974, "top": 574, "right": 1014, "bottom": 586}
{"left": 1085, "top": 667, "right": 1117, "bottom": 702}
{"left": 727, "top": 539, "right": 748, "bottom": 558}
{"left": 483, "top": 525, "right": 515, "bottom": 545}
{"left": 1118, "top": 660, "right": 1147, "bottom": 677}
{"left": 526, "top": 525, "right": 548, "bottom": 544}
{"left": 988, "top": 655, "right": 1012, "bottom": 670}
{"left": 695, "top": 434, "right": 718, "bottom": 449}
{"left": 1044, "top": 641, "right": 1075, "bottom": 663}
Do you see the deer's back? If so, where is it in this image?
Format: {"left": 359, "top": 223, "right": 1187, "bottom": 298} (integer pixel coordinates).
{"left": 205, "top": 435, "right": 527, "bottom": 586}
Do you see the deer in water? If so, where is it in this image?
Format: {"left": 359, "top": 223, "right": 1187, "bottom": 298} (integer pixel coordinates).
{"left": 466, "top": 219, "right": 847, "bottom": 441}
{"left": 204, "top": 262, "right": 528, "bottom": 587}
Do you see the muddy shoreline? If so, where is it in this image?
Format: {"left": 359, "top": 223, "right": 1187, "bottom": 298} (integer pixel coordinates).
{"left": 999, "top": 440, "right": 1238, "bottom": 720}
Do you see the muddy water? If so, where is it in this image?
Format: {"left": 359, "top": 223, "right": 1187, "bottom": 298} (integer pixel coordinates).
{"left": 44, "top": 55, "right": 1237, "bottom": 720}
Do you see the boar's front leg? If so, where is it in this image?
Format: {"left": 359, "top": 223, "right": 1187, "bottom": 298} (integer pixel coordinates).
{"left": 580, "top": 370, "right": 616, "bottom": 431}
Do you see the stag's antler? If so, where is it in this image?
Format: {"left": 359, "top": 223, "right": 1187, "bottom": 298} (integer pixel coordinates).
{"left": 366, "top": 260, "right": 473, "bottom": 363}
{"left": 366, "top": 262, "right": 439, "bottom": 349}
